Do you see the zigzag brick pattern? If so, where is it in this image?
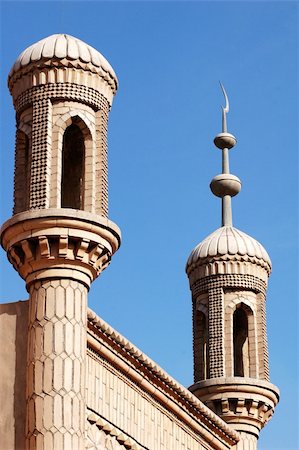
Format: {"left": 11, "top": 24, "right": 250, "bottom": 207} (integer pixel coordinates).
{"left": 234, "top": 432, "right": 257, "bottom": 450}
{"left": 26, "top": 279, "right": 87, "bottom": 450}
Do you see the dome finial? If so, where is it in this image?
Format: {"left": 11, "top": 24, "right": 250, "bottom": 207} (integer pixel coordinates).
{"left": 220, "top": 81, "right": 229, "bottom": 133}
{"left": 210, "top": 83, "right": 241, "bottom": 227}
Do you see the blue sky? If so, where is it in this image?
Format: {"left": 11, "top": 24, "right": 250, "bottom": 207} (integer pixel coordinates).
{"left": 0, "top": 1, "right": 298, "bottom": 449}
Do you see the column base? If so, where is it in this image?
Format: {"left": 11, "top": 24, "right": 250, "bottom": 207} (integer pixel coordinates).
{"left": 189, "top": 377, "right": 279, "bottom": 438}
{"left": 1, "top": 209, "right": 121, "bottom": 289}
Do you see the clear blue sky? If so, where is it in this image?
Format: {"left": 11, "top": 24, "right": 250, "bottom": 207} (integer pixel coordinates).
{"left": 0, "top": 1, "right": 298, "bottom": 449}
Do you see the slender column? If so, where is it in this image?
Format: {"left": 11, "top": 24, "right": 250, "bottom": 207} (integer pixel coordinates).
{"left": 222, "top": 147, "right": 230, "bottom": 173}
{"left": 222, "top": 195, "right": 233, "bottom": 227}
{"left": 221, "top": 146, "right": 233, "bottom": 226}
{"left": 26, "top": 279, "right": 87, "bottom": 450}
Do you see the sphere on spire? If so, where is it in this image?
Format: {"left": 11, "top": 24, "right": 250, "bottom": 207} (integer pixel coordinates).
{"left": 214, "top": 132, "right": 237, "bottom": 150}
{"left": 210, "top": 173, "right": 241, "bottom": 198}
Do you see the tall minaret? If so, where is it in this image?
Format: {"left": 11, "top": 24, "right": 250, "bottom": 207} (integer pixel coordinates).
{"left": 1, "top": 35, "right": 121, "bottom": 450}
{"left": 186, "top": 85, "right": 279, "bottom": 449}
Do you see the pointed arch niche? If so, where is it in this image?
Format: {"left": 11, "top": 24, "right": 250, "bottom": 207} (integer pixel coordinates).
{"left": 51, "top": 113, "right": 95, "bottom": 211}
{"left": 193, "top": 308, "right": 209, "bottom": 381}
{"left": 233, "top": 306, "right": 249, "bottom": 377}
{"left": 14, "top": 127, "right": 31, "bottom": 214}
{"left": 225, "top": 294, "right": 258, "bottom": 378}
{"left": 61, "top": 122, "right": 85, "bottom": 209}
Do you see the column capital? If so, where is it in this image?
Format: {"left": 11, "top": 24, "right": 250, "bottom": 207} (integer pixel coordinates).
{"left": 189, "top": 377, "right": 279, "bottom": 437}
{"left": 1, "top": 209, "right": 121, "bottom": 289}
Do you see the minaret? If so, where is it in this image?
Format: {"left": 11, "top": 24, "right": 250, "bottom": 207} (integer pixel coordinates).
{"left": 1, "top": 35, "right": 121, "bottom": 450}
{"left": 186, "top": 84, "right": 279, "bottom": 449}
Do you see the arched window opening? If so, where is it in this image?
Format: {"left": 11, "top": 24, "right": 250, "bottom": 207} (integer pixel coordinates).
{"left": 233, "top": 307, "right": 249, "bottom": 377}
{"left": 14, "top": 130, "right": 30, "bottom": 213}
{"left": 194, "top": 311, "right": 209, "bottom": 381}
{"left": 61, "top": 123, "right": 85, "bottom": 209}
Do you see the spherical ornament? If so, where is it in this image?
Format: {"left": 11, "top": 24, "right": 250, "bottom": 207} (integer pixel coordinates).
{"left": 214, "top": 132, "right": 237, "bottom": 150}
{"left": 210, "top": 174, "right": 241, "bottom": 198}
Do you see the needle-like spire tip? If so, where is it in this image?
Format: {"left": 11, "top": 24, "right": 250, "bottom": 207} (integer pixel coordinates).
{"left": 210, "top": 83, "right": 241, "bottom": 227}
{"left": 219, "top": 81, "right": 229, "bottom": 133}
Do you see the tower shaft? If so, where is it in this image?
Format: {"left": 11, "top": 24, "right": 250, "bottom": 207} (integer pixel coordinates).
{"left": 186, "top": 85, "right": 279, "bottom": 449}
{"left": 1, "top": 34, "right": 121, "bottom": 450}
{"left": 26, "top": 279, "right": 87, "bottom": 449}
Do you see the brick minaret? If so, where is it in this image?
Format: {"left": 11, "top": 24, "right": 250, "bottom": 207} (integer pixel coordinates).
{"left": 1, "top": 34, "right": 121, "bottom": 450}
{"left": 186, "top": 84, "right": 279, "bottom": 449}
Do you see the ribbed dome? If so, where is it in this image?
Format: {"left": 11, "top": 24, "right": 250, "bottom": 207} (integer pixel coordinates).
{"left": 9, "top": 34, "right": 117, "bottom": 82}
{"left": 187, "top": 226, "right": 271, "bottom": 269}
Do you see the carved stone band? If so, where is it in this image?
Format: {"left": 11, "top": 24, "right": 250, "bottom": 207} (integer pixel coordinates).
{"left": 1, "top": 209, "right": 121, "bottom": 289}
{"left": 189, "top": 377, "right": 279, "bottom": 437}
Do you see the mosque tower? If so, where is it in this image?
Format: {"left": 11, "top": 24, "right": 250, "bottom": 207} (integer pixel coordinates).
{"left": 1, "top": 34, "right": 121, "bottom": 450}
{"left": 186, "top": 84, "right": 279, "bottom": 450}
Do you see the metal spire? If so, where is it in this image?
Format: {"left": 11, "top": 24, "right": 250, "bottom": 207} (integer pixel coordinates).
{"left": 210, "top": 83, "right": 241, "bottom": 227}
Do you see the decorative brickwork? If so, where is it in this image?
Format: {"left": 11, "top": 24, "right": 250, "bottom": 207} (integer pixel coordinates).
{"left": 86, "top": 343, "right": 233, "bottom": 450}
{"left": 189, "top": 378, "right": 279, "bottom": 441}
{"left": 87, "top": 309, "right": 239, "bottom": 449}
{"left": 208, "top": 287, "right": 224, "bottom": 378}
{"left": 2, "top": 211, "right": 120, "bottom": 289}
{"left": 95, "top": 105, "right": 109, "bottom": 216}
{"left": 257, "top": 293, "right": 270, "bottom": 380}
{"left": 26, "top": 279, "right": 87, "bottom": 450}
{"left": 86, "top": 419, "right": 129, "bottom": 450}
{"left": 233, "top": 432, "right": 257, "bottom": 450}
{"left": 15, "top": 83, "right": 109, "bottom": 115}
{"left": 12, "top": 83, "right": 111, "bottom": 217}
{"left": 190, "top": 273, "right": 270, "bottom": 385}
{"left": 29, "top": 99, "right": 52, "bottom": 209}
{"left": 191, "top": 274, "right": 267, "bottom": 298}
{"left": 9, "top": 63, "right": 117, "bottom": 105}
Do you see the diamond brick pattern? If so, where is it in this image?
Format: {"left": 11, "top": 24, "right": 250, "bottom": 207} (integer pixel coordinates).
{"left": 29, "top": 99, "right": 52, "bottom": 209}
{"left": 15, "top": 83, "right": 109, "bottom": 114}
{"left": 208, "top": 287, "right": 224, "bottom": 378}
{"left": 192, "top": 274, "right": 267, "bottom": 298}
